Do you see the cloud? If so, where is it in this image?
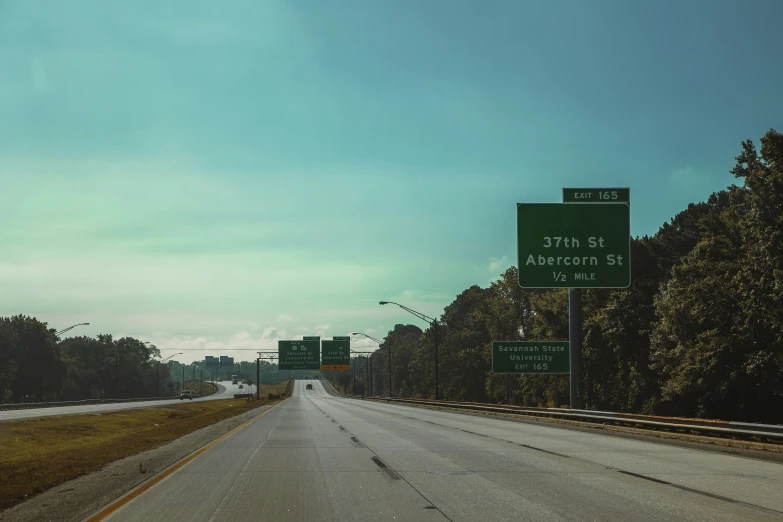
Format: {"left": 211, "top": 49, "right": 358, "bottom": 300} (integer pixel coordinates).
{"left": 150, "top": 328, "right": 292, "bottom": 362}
{"left": 488, "top": 256, "right": 510, "bottom": 273}
{"left": 314, "top": 323, "right": 331, "bottom": 331}
{"left": 261, "top": 327, "right": 280, "bottom": 339}
{"left": 277, "top": 314, "right": 295, "bottom": 323}
{"left": 670, "top": 166, "right": 709, "bottom": 189}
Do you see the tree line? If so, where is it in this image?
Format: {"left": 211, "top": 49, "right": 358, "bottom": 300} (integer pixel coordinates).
{"left": 336, "top": 129, "right": 783, "bottom": 424}
{"left": 0, "top": 318, "right": 286, "bottom": 403}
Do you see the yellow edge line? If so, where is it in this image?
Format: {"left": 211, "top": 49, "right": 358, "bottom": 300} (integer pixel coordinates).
{"left": 84, "top": 399, "right": 287, "bottom": 522}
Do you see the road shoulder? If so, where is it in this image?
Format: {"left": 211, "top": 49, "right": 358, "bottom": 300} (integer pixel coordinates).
{"left": 0, "top": 401, "right": 279, "bottom": 522}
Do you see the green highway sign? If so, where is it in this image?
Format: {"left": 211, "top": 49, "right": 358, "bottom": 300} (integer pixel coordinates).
{"left": 278, "top": 340, "right": 321, "bottom": 370}
{"left": 322, "top": 337, "right": 351, "bottom": 371}
{"left": 492, "top": 341, "right": 570, "bottom": 374}
{"left": 517, "top": 203, "right": 630, "bottom": 288}
{"left": 563, "top": 188, "right": 630, "bottom": 203}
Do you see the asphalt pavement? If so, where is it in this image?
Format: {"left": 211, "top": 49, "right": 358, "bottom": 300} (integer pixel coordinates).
{"left": 0, "top": 381, "right": 248, "bottom": 422}
{"left": 97, "top": 379, "right": 783, "bottom": 522}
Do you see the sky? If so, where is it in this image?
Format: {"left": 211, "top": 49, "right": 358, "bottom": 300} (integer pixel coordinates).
{"left": 1, "top": 1, "right": 781, "bottom": 362}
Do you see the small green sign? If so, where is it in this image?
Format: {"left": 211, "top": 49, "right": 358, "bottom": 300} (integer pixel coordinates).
{"left": 278, "top": 340, "right": 320, "bottom": 370}
{"left": 562, "top": 188, "right": 630, "bottom": 203}
{"left": 517, "top": 203, "right": 630, "bottom": 288}
{"left": 322, "top": 338, "right": 351, "bottom": 370}
{"left": 492, "top": 341, "right": 570, "bottom": 374}
{"left": 303, "top": 336, "right": 320, "bottom": 341}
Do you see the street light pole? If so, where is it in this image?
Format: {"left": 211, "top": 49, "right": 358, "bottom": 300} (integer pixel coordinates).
{"left": 379, "top": 301, "right": 439, "bottom": 400}
{"left": 156, "top": 353, "right": 182, "bottom": 397}
{"left": 352, "top": 332, "right": 390, "bottom": 397}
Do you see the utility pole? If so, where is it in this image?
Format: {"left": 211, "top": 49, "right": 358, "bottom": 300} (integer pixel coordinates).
{"left": 156, "top": 361, "right": 159, "bottom": 397}
{"left": 256, "top": 358, "right": 260, "bottom": 400}
{"left": 505, "top": 375, "right": 510, "bottom": 405}
{"left": 116, "top": 354, "right": 119, "bottom": 399}
{"left": 353, "top": 358, "right": 356, "bottom": 395}
{"left": 182, "top": 365, "right": 185, "bottom": 391}
{"left": 434, "top": 321, "right": 439, "bottom": 400}
{"left": 369, "top": 355, "right": 373, "bottom": 397}
{"left": 387, "top": 344, "right": 392, "bottom": 397}
{"left": 378, "top": 302, "right": 438, "bottom": 400}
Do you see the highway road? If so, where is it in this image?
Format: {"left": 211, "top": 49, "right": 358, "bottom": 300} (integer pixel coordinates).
{"left": 0, "top": 381, "right": 247, "bottom": 422}
{"left": 96, "top": 379, "right": 783, "bottom": 521}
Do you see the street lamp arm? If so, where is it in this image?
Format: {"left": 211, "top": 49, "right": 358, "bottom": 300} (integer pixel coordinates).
{"left": 379, "top": 301, "right": 436, "bottom": 324}
{"left": 351, "top": 332, "right": 384, "bottom": 345}
{"left": 55, "top": 323, "right": 90, "bottom": 336}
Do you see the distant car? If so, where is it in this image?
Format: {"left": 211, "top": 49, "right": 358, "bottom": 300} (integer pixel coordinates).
{"left": 217, "top": 379, "right": 222, "bottom": 382}
{"left": 179, "top": 390, "right": 193, "bottom": 400}
{"left": 238, "top": 384, "right": 244, "bottom": 389}
{"left": 306, "top": 384, "right": 313, "bottom": 390}
{"left": 232, "top": 379, "right": 238, "bottom": 384}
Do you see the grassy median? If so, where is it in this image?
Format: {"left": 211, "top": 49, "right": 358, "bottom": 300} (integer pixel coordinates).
{"left": 184, "top": 380, "right": 217, "bottom": 396}
{"left": 0, "top": 382, "right": 288, "bottom": 509}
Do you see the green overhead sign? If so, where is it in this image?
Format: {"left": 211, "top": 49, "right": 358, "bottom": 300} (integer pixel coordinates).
{"left": 492, "top": 341, "right": 570, "bottom": 374}
{"left": 278, "top": 340, "right": 320, "bottom": 370}
{"left": 322, "top": 337, "right": 351, "bottom": 370}
{"left": 562, "top": 188, "right": 630, "bottom": 203}
{"left": 517, "top": 203, "right": 630, "bottom": 288}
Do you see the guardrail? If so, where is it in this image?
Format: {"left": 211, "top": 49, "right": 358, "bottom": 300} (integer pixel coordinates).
{"left": 0, "top": 396, "right": 179, "bottom": 411}
{"left": 351, "top": 397, "right": 783, "bottom": 442}
{"left": 320, "top": 379, "right": 341, "bottom": 396}
{"left": 1, "top": 381, "right": 220, "bottom": 411}
{"left": 282, "top": 378, "right": 294, "bottom": 398}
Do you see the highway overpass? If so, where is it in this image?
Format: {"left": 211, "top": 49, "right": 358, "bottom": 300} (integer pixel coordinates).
{"left": 88, "top": 379, "right": 782, "bottom": 521}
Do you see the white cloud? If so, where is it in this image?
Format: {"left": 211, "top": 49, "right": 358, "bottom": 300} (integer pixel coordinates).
{"left": 261, "top": 327, "right": 280, "bottom": 339}
{"left": 670, "top": 166, "right": 709, "bottom": 189}
{"left": 150, "top": 328, "right": 291, "bottom": 362}
{"left": 488, "top": 256, "right": 510, "bottom": 273}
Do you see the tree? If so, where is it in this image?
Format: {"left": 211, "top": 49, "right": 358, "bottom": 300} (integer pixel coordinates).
{"left": 651, "top": 129, "right": 783, "bottom": 422}
{"left": 4, "top": 316, "right": 66, "bottom": 402}
{"left": 0, "top": 318, "right": 19, "bottom": 402}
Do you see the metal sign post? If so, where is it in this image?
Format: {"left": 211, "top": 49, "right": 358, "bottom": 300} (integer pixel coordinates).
{"left": 515, "top": 188, "right": 631, "bottom": 410}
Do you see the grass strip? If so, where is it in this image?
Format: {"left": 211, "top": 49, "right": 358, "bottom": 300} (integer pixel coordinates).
{"left": 0, "top": 382, "right": 288, "bottom": 509}
{"left": 183, "top": 380, "right": 217, "bottom": 396}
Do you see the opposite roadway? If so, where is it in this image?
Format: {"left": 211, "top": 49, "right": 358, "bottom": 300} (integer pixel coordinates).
{"left": 0, "top": 381, "right": 247, "bottom": 422}
{"left": 96, "top": 379, "right": 783, "bottom": 521}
